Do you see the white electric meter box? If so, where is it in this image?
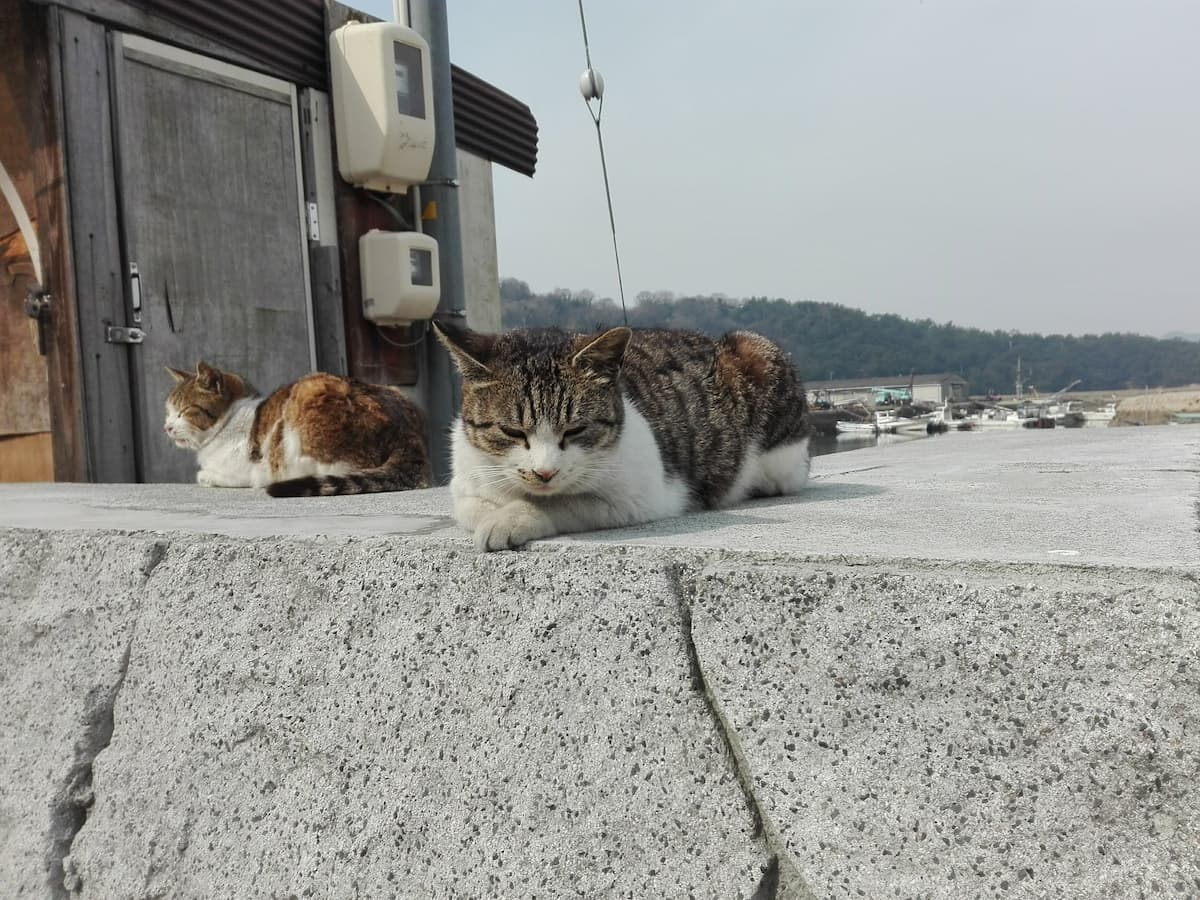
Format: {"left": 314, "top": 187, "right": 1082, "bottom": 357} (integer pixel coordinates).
{"left": 330, "top": 21, "right": 435, "bottom": 193}
{"left": 360, "top": 229, "right": 441, "bottom": 325}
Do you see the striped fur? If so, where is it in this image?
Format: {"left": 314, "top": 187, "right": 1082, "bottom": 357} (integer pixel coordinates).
{"left": 434, "top": 323, "right": 811, "bottom": 551}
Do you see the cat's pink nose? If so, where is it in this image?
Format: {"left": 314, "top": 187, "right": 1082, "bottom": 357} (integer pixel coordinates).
{"left": 533, "top": 469, "right": 558, "bottom": 483}
{"left": 163, "top": 424, "right": 172, "bottom": 433}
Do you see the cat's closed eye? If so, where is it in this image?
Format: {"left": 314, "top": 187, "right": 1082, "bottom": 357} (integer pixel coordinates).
{"left": 497, "top": 425, "right": 531, "bottom": 448}
{"left": 559, "top": 425, "right": 587, "bottom": 448}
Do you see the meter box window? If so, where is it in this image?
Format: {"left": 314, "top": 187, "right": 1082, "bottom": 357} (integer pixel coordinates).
{"left": 393, "top": 42, "right": 425, "bottom": 118}
{"left": 409, "top": 247, "right": 434, "bottom": 287}
{"left": 330, "top": 22, "right": 435, "bottom": 193}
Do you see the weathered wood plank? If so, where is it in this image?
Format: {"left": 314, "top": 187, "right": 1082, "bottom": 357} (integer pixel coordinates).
{"left": 0, "top": 431, "right": 54, "bottom": 482}
{"left": 0, "top": 0, "right": 52, "bottom": 439}
{"left": 20, "top": 2, "right": 87, "bottom": 480}
{"left": 0, "top": 243, "right": 52, "bottom": 436}
{"left": 56, "top": 9, "right": 137, "bottom": 481}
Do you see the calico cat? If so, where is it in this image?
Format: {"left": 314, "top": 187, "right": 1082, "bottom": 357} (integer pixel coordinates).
{"left": 164, "top": 362, "right": 431, "bottom": 496}
{"left": 433, "top": 322, "right": 811, "bottom": 551}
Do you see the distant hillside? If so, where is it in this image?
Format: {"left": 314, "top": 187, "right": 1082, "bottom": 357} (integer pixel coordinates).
{"left": 499, "top": 279, "right": 1200, "bottom": 393}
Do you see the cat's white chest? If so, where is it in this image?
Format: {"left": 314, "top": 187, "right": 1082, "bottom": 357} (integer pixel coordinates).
{"left": 598, "top": 402, "right": 690, "bottom": 518}
{"left": 195, "top": 400, "right": 269, "bottom": 487}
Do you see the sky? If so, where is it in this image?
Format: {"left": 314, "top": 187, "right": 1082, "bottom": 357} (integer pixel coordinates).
{"left": 358, "top": 1, "right": 1200, "bottom": 338}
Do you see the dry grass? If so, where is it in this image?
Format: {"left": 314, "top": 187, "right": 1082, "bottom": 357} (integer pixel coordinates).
{"left": 1112, "top": 388, "right": 1200, "bottom": 427}
{"left": 975, "top": 384, "right": 1200, "bottom": 426}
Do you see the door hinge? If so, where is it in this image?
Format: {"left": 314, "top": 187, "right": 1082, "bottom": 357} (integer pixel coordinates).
{"left": 306, "top": 202, "right": 320, "bottom": 242}
{"left": 105, "top": 325, "right": 145, "bottom": 344}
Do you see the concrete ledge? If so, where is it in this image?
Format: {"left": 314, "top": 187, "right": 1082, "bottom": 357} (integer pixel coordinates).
{"left": 1, "top": 429, "right": 1197, "bottom": 898}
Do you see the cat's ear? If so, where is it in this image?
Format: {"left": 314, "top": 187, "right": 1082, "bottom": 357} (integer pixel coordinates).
{"left": 432, "top": 320, "right": 495, "bottom": 381}
{"left": 165, "top": 366, "right": 191, "bottom": 384}
{"left": 571, "top": 327, "right": 631, "bottom": 384}
{"left": 195, "top": 361, "right": 223, "bottom": 393}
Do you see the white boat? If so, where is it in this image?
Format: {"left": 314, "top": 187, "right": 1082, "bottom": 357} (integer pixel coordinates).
{"left": 974, "top": 417, "right": 1024, "bottom": 429}
{"left": 1082, "top": 402, "right": 1117, "bottom": 426}
{"left": 960, "top": 407, "right": 1023, "bottom": 429}
{"left": 835, "top": 420, "right": 879, "bottom": 435}
{"left": 894, "top": 418, "right": 936, "bottom": 435}
{"left": 874, "top": 411, "right": 914, "bottom": 433}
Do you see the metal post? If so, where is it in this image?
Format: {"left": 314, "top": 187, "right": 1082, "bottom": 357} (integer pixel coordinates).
{"left": 406, "top": 0, "right": 463, "bottom": 484}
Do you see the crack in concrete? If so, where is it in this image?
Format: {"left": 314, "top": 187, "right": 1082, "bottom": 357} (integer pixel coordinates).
{"left": 46, "top": 540, "right": 165, "bottom": 897}
{"left": 47, "top": 640, "right": 132, "bottom": 898}
{"left": 140, "top": 540, "right": 168, "bottom": 581}
{"left": 750, "top": 855, "right": 781, "bottom": 900}
{"left": 665, "top": 564, "right": 816, "bottom": 900}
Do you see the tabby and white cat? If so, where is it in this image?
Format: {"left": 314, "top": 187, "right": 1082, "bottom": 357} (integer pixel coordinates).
{"left": 433, "top": 323, "right": 811, "bottom": 551}
{"left": 164, "top": 362, "right": 431, "bottom": 496}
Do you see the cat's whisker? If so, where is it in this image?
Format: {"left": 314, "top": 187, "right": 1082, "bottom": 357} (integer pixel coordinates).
{"left": 476, "top": 478, "right": 518, "bottom": 491}
{"left": 471, "top": 469, "right": 517, "bottom": 485}
{"left": 571, "top": 469, "right": 609, "bottom": 487}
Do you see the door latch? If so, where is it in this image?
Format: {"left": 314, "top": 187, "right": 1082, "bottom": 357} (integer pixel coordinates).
{"left": 24, "top": 285, "right": 51, "bottom": 355}
{"left": 129, "top": 261, "right": 143, "bottom": 324}
{"left": 106, "top": 261, "right": 146, "bottom": 344}
{"left": 105, "top": 325, "right": 145, "bottom": 344}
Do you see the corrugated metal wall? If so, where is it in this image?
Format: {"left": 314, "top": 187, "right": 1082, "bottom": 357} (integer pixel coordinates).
{"left": 130, "top": 0, "right": 326, "bottom": 88}
{"left": 451, "top": 65, "right": 537, "bottom": 177}
{"left": 126, "top": 0, "right": 537, "bottom": 176}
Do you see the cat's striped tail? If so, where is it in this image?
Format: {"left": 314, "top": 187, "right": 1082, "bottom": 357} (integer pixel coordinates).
{"left": 265, "top": 449, "right": 431, "bottom": 498}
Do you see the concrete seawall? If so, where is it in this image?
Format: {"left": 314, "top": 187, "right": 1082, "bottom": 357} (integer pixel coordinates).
{"left": 2, "top": 428, "right": 1197, "bottom": 898}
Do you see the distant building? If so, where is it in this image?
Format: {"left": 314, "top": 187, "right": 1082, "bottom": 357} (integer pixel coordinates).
{"left": 807, "top": 374, "right": 969, "bottom": 407}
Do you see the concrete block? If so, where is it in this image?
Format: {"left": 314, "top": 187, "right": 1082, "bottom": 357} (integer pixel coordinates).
{"left": 0, "top": 532, "right": 163, "bottom": 897}
{"left": 688, "top": 561, "right": 1200, "bottom": 899}
{"left": 59, "top": 540, "right": 772, "bottom": 898}
{"left": 1, "top": 427, "right": 1197, "bottom": 898}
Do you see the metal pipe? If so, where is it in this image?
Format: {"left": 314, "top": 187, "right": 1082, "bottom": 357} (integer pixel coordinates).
{"left": 407, "top": 0, "right": 463, "bottom": 484}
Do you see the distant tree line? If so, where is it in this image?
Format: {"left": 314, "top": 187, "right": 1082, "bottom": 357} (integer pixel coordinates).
{"left": 498, "top": 279, "right": 1200, "bottom": 393}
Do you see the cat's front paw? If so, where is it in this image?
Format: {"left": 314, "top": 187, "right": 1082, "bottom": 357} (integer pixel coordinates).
{"left": 474, "top": 502, "right": 555, "bottom": 552}
{"left": 197, "top": 470, "right": 242, "bottom": 488}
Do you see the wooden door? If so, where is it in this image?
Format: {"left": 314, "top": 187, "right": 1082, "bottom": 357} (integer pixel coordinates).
{"left": 111, "top": 34, "right": 316, "bottom": 483}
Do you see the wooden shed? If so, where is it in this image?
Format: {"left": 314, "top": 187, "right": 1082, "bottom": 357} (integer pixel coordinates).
{"left": 0, "top": 0, "right": 537, "bottom": 484}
